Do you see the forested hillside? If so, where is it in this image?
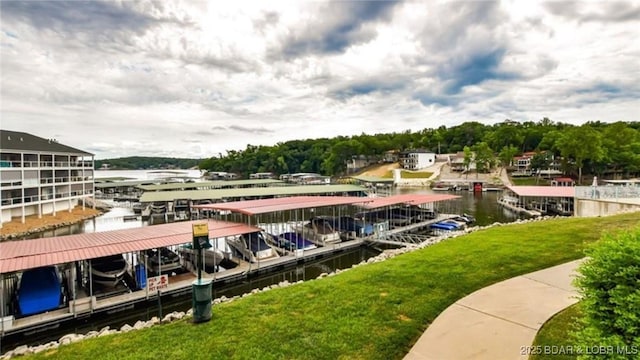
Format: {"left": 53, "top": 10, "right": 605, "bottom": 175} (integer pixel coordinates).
{"left": 198, "top": 119, "right": 640, "bottom": 181}
{"left": 95, "top": 157, "right": 202, "bottom": 170}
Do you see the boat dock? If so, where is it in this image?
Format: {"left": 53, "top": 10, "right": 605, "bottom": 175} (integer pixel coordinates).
{"left": 1, "top": 194, "right": 464, "bottom": 339}
{"left": 499, "top": 186, "right": 575, "bottom": 217}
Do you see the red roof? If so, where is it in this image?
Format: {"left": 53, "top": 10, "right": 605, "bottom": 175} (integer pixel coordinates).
{"left": 506, "top": 186, "right": 575, "bottom": 197}
{"left": 358, "top": 194, "right": 460, "bottom": 209}
{"left": 192, "top": 196, "right": 373, "bottom": 215}
{"left": 0, "top": 220, "right": 260, "bottom": 273}
{"left": 553, "top": 177, "right": 574, "bottom": 182}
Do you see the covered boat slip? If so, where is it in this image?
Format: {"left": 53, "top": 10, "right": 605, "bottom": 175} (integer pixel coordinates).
{"left": 192, "top": 194, "right": 463, "bottom": 246}
{"left": 501, "top": 186, "right": 576, "bottom": 216}
{"left": 0, "top": 220, "right": 261, "bottom": 336}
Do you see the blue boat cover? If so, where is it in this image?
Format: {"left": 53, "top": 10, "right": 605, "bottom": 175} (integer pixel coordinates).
{"left": 18, "top": 266, "right": 61, "bottom": 316}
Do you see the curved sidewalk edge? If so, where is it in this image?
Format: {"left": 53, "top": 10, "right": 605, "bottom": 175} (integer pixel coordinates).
{"left": 404, "top": 259, "right": 583, "bottom": 360}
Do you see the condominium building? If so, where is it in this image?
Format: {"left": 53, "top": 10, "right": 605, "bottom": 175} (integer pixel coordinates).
{"left": 0, "top": 130, "right": 94, "bottom": 228}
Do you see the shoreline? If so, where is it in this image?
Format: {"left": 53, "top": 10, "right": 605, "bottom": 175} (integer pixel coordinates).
{"left": 0, "top": 207, "right": 104, "bottom": 241}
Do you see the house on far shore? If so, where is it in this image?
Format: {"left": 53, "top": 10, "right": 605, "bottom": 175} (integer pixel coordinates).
{"left": 399, "top": 149, "right": 436, "bottom": 170}
{"left": 0, "top": 130, "right": 95, "bottom": 228}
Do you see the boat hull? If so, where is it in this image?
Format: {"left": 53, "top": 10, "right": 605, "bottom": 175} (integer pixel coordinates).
{"left": 90, "top": 255, "right": 129, "bottom": 287}
{"left": 142, "top": 247, "right": 183, "bottom": 274}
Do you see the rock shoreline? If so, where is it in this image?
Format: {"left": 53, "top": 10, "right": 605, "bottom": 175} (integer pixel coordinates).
{"left": 0, "top": 212, "right": 103, "bottom": 241}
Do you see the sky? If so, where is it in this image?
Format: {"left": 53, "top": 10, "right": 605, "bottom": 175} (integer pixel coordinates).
{"left": 1, "top": 1, "right": 639, "bottom": 160}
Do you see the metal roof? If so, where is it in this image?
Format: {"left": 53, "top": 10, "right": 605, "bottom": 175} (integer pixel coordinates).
{"left": 192, "top": 196, "right": 373, "bottom": 215}
{"left": 0, "top": 130, "right": 93, "bottom": 156}
{"left": 357, "top": 194, "right": 460, "bottom": 209}
{"left": 95, "top": 180, "right": 159, "bottom": 188}
{"left": 138, "top": 179, "right": 284, "bottom": 191}
{"left": 0, "top": 220, "right": 260, "bottom": 273}
{"left": 350, "top": 175, "right": 395, "bottom": 183}
{"left": 506, "top": 186, "right": 575, "bottom": 198}
{"left": 139, "top": 184, "right": 367, "bottom": 202}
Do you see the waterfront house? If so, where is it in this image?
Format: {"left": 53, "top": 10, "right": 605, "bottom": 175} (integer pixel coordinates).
{"left": 399, "top": 149, "right": 436, "bottom": 170}
{"left": 0, "top": 130, "right": 94, "bottom": 228}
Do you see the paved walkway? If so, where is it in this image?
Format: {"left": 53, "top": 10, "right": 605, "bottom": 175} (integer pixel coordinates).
{"left": 404, "top": 260, "right": 582, "bottom": 360}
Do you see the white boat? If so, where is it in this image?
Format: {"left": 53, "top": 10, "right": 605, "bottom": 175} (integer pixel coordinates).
{"left": 292, "top": 217, "right": 341, "bottom": 246}
{"left": 177, "top": 245, "right": 225, "bottom": 268}
{"left": 226, "top": 231, "right": 280, "bottom": 263}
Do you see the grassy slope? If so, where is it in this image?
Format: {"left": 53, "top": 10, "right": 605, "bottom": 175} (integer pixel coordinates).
{"left": 530, "top": 303, "right": 582, "bottom": 360}
{"left": 29, "top": 213, "right": 640, "bottom": 360}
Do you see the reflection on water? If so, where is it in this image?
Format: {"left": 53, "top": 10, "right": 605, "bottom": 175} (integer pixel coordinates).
{"left": 27, "top": 202, "right": 145, "bottom": 239}
{"left": 394, "top": 188, "right": 521, "bottom": 226}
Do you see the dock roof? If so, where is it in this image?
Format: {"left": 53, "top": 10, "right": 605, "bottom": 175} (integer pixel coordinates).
{"left": 138, "top": 179, "right": 284, "bottom": 191}
{"left": 357, "top": 194, "right": 460, "bottom": 209}
{"left": 192, "top": 196, "right": 372, "bottom": 215}
{"left": 506, "top": 186, "right": 575, "bottom": 198}
{"left": 0, "top": 220, "right": 259, "bottom": 273}
{"left": 139, "top": 184, "right": 367, "bottom": 202}
{"left": 349, "top": 175, "right": 395, "bottom": 183}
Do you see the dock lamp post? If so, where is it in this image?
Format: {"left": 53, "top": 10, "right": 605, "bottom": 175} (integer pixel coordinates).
{"left": 191, "top": 223, "right": 213, "bottom": 323}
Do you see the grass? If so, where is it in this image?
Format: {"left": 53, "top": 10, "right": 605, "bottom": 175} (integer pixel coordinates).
{"left": 510, "top": 176, "right": 551, "bottom": 186}
{"left": 400, "top": 170, "right": 433, "bottom": 179}
{"left": 530, "top": 303, "right": 582, "bottom": 360}
{"left": 27, "top": 213, "right": 640, "bottom": 360}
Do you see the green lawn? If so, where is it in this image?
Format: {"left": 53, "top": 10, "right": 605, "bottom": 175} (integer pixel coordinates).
{"left": 530, "top": 304, "right": 582, "bottom": 360}
{"left": 27, "top": 213, "right": 640, "bottom": 360}
{"left": 400, "top": 170, "right": 433, "bottom": 179}
{"left": 511, "top": 176, "right": 551, "bottom": 186}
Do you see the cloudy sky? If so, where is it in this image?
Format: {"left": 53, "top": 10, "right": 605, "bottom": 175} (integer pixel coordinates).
{"left": 1, "top": 1, "right": 638, "bottom": 160}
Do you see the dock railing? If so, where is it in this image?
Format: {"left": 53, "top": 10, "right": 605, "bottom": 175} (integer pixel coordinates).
{"left": 575, "top": 186, "right": 640, "bottom": 200}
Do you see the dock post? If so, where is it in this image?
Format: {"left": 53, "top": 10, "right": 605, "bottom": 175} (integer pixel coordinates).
{"left": 191, "top": 223, "right": 212, "bottom": 323}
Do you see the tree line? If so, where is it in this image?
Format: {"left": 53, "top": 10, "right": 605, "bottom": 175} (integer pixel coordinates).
{"left": 197, "top": 119, "right": 639, "bottom": 183}
{"left": 95, "top": 156, "right": 202, "bottom": 170}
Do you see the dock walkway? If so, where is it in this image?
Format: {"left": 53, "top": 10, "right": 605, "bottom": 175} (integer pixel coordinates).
{"left": 404, "top": 260, "right": 581, "bottom": 360}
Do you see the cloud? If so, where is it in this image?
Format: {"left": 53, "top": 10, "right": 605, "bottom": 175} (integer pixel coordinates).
{"left": 274, "top": 1, "right": 398, "bottom": 59}
{"left": 545, "top": 1, "right": 640, "bottom": 22}
{"left": 1, "top": 1, "right": 638, "bottom": 159}
{"left": 438, "top": 48, "right": 519, "bottom": 95}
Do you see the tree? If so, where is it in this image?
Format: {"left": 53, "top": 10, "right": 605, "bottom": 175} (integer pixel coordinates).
{"left": 462, "top": 146, "right": 473, "bottom": 179}
{"left": 472, "top": 142, "right": 495, "bottom": 176}
{"left": 556, "top": 125, "right": 604, "bottom": 184}
{"left": 573, "top": 227, "right": 640, "bottom": 359}
{"left": 498, "top": 145, "right": 519, "bottom": 175}
{"left": 529, "top": 151, "right": 551, "bottom": 184}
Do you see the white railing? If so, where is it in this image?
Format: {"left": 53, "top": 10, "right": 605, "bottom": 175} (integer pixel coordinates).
{"left": 575, "top": 186, "right": 640, "bottom": 200}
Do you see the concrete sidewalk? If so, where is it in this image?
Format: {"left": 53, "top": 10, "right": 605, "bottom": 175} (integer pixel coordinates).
{"left": 404, "top": 260, "right": 582, "bottom": 360}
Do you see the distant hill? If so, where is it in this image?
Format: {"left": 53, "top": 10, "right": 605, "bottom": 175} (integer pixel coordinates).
{"left": 94, "top": 157, "right": 203, "bottom": 170}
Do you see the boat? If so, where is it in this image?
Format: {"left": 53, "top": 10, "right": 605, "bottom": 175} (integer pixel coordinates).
{"left": 430, "top": 222, "right": 458, "bottom": 231}
{"left": 90, "top": 254, "right": 129, "bottom": 287}
{"left": 149, "top": 202, "right": 167, "bottom": 214}
{"left": 142, "top": 247, "right": 183, "bottom": 274}
{"left": 271, "top": 232, "right": 317, "bottom": 251}
{"left": 431, "top": 182, "right": 450, "bottom": 191}
{"left": 226, "top": 231, "right": 280, "bottom": 263}
{"left": 177, "top": 244, "right": 225, "bottom": 268}
{"left": 452, "top": 213, "right": 475, "bottom": 225}
{"left": 438, "top": 219, "right": 466, "bottom": 229}
{"left": 326, "top": 216, "right": 375, "bottom": 238}
{"left": 293, "top": 217, "right": 341, "bottom": 246}
{"left": 17, "top": 266, "right": 63, "bottom": 316}
{"left": 498, "top": 196, "right": 541, "bottom": 217}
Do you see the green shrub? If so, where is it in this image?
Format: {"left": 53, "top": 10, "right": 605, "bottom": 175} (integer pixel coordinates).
{"left": 573, "top": 227, "right": 640, "bottom": 359}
